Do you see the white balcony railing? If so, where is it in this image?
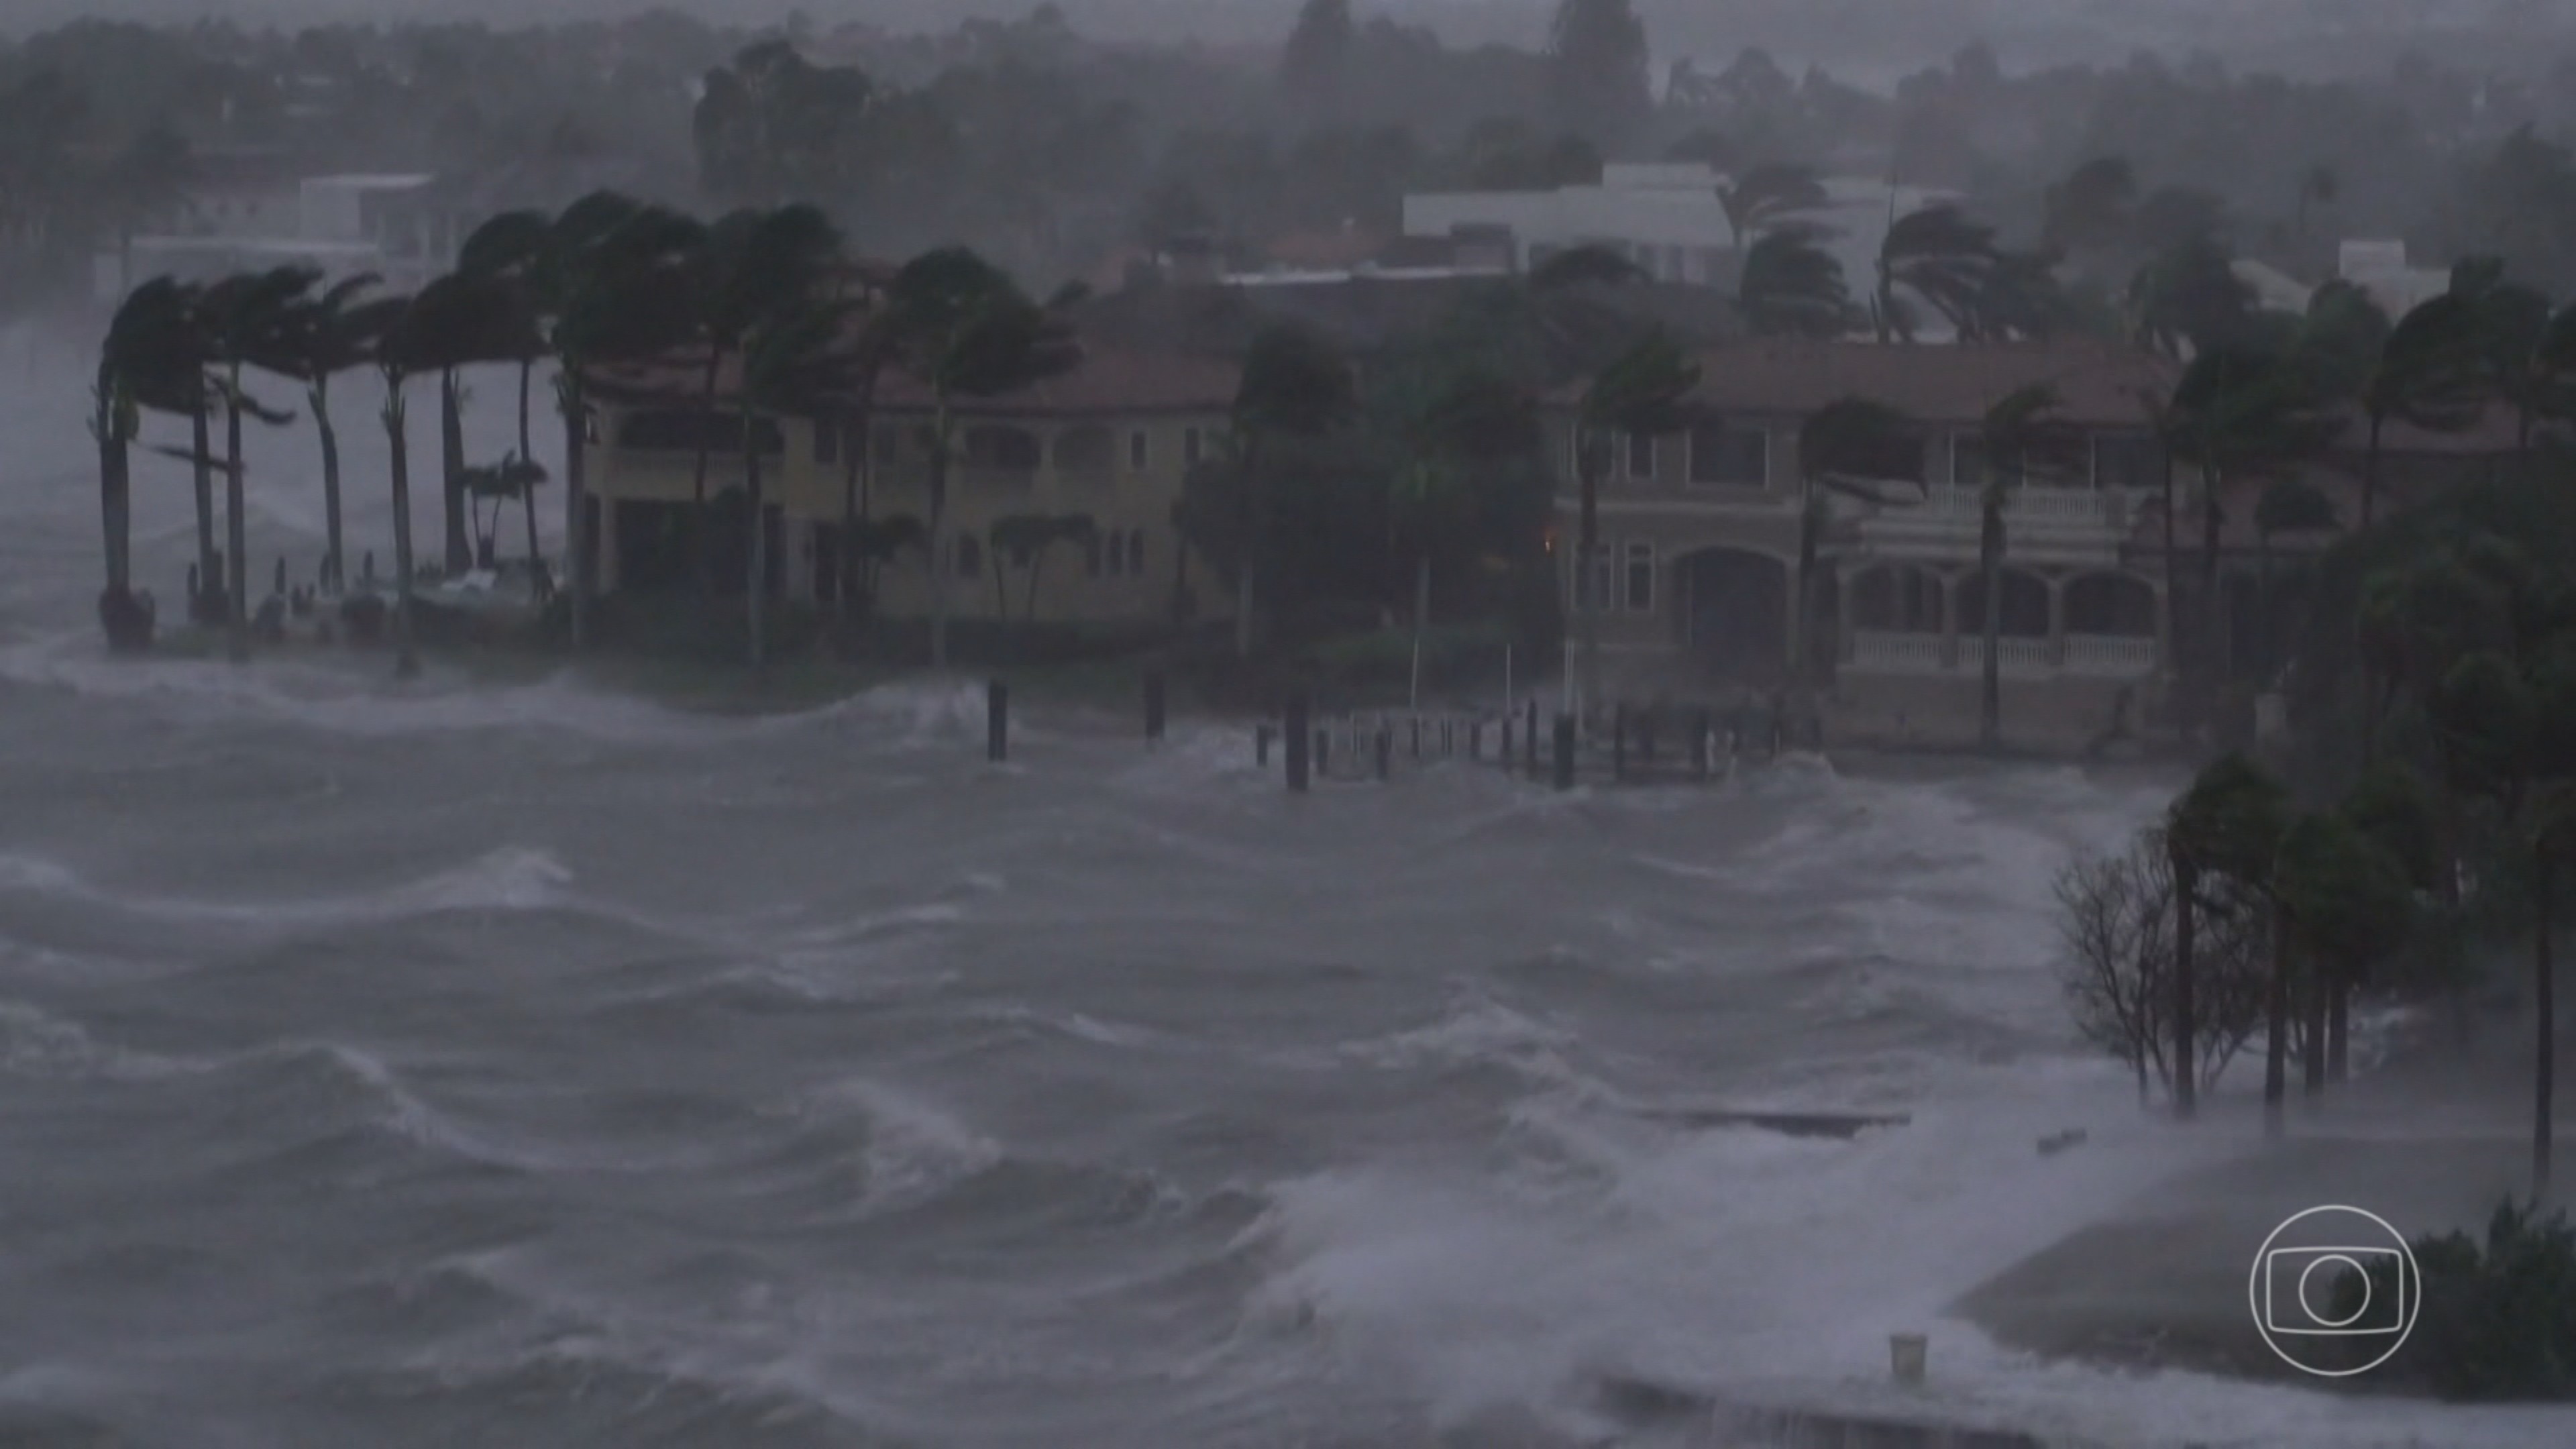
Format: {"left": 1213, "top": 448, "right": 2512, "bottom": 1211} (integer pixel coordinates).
{"left": 1847, "top": 630, "right": 2158, "bottom": 678}
{"left": 1884, "top": 486, "right": 2127, "bottom": 527}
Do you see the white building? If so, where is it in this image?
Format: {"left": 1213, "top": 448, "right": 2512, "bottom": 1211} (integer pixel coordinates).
{"left": 99, "top": 172, "right": 463, "bottom": 305}
{"left": 2338, "top": 239, "right": 2449, "bottom": 319}
{"left": 1400, "top": 163, "right": 1955, "bottom": 298}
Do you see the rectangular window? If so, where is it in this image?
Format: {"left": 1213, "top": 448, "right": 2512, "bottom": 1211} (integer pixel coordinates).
{"left": 1626, "top": 431, "right": 1656, "bottom": 481}
{"left": 1184, "top": 428, "right": 1203, "bottom": 466}
{"left": 1688, "top": 422, "right": 1767, "bottom": 486}
{"left": 814, "top": 417, "right": 839, "bottom": 465}
{"left": 1623, "top": 541, "right": 1654, "bottom": 612}
{"left": 1130, "top": 431, "right": 1148, "bottom": 470}
{"left": 1951, "top": 435, "right": 1990, "bottom": 490}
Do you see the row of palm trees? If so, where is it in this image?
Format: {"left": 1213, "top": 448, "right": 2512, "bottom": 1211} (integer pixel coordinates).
{"left": 95, "top": 192, "right": 1091, "bottom": 675}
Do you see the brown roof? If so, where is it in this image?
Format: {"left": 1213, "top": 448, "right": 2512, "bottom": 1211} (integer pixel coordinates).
{"left": 588, "top": 339, "right": 1237, "bottom": 419}
{"left": 1560, "top": 338, "right": 2180, "bottom": 428}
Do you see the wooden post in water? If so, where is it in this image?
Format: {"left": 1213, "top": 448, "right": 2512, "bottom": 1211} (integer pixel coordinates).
{"left": 1256, "top": 723, "right": 1273, "bottom": 767}
{"left": 1284, "top": 696, "right": 1311, "bottom": 793}
{"left": 1501, "top": 715, "right": 1513, "bottom": 763}
{"left": 1409, "top": 718, "right": 1421, "bottom": 760}
{"left": 1375, "top": 727, "right": 1393, "bottom": 781}
{"left": 1552, "top": 713, "right": 1576, "bottom": 791}
{"left": 1144, "top": 672, "right": 1167, "bottom": 743}
{"left": 1612, "top": 704, "right": 1627, "bottom": 783}
{"left": 987, "top": 680, "right": 1009, "bottom": 762}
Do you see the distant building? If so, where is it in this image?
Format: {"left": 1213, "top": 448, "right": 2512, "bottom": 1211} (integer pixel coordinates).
{"left": 2337, "top": 239, "right": 2449, "bottom": 319}
{"left": 1401, "top": 162, "right": 1953, "bottom": 303}
{"left": 1544, "top": 337, "right": 2178, "bottom": 748}
{"left": 97, "top": 172, "right": 471, "bottom": 304}
{"left": 578, "top": 340, "right": 1240, "bottom": 629}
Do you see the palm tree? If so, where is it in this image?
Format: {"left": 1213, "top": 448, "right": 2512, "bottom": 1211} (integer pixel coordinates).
{"left": 198, "top": 266, "right": 316, "bottom": 660}
{"left": 2452, "top": 259, "right": 2576, "bottom": 486}
{"left": 1972, "top": 384, "right": 2079, "bottom": 749}
{"left": 1718, "top": 162, "right": 1830, "bottom": 250}
{"left": 2292, "top": 162, "right": 2339, "bottom": 247}
{"left": 1796, "top": 396, "right": 1923, "bottom": 689}
{"left": 880, "top": 246, "right": 1085, "bottom": 670}
{"left": 1872, "top": 204, "right": 1998, "bottom": 343}
{"left": 1735, "top": 227, "right": 1852, "bottom": 337}
{"left": 2351, "top": 294, "right": 2483, "bottom": 528}
{"left": 2251, "top": 478, "right": 2337, "bottom": 680}
{"left": 94, "top": 276, "right": 201, "bottom": 644}
{"left": 681, "top": 204, "right": 841, "bottom": 604}
{"left": 251, "top": 274, "right": 382, "bottom": 594}
{"left": 1572, "top": 335, "right": 1698, "bottom": 710}
{"left": 2151, "top": 345, "right": 2340, "bottom": 725}
{"left": 2166, "top": 753, "right": 2292, "bottom": 1121}
{"left": 1225, "top": 322, "right": 1354, "bottom": 658}
{"left": 2128, "top": 235, "right": 2260, "bottom": 361}
{"left": 733, "top": 296, "right": 863, "bottom": 667}
{"left": 358, "top": 292, "right": 429, "bottom": 678}
{"left": 1382, "top": 366, "right": 1538, "bottom": 696}
{"left": 2041, "top": 156, "right": 2137, "bottom": 260}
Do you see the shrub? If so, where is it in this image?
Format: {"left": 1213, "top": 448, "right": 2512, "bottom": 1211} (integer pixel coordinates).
{"left": 2331, "top": 1199, "right": 2576, "bottom": 1399}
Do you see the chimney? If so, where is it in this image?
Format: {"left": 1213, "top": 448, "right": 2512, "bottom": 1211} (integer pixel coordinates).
{"left": 1450, "top": 223, "right": 1515, "bottom": 274}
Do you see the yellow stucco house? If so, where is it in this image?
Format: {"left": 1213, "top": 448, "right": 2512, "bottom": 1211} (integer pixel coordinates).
{"left": 580, "top": 342, "right": 1242, "bottom": 629}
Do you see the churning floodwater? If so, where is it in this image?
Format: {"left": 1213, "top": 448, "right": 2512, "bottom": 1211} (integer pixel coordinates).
{"left": 0, "top": 322, "right": 2562, "bottom": 1449}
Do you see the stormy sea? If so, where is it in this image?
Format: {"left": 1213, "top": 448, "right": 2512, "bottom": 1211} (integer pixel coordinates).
{"left": 0, "top": 323, "right": 2562, "bottom": 1448}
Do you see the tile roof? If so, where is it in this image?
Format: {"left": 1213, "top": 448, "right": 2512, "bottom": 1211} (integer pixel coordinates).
{"left": 1639, "top": 338, "right": 2182, "bottom": 427}
{"left": 586, "top": 337, "right": 1238, "bottom": 418}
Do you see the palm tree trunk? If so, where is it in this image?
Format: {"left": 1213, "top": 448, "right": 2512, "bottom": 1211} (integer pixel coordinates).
{"left": 744, "top": 399, "right": 767, "bottom": 671}
{"left": 314, "top": 381, "right": 344, "bottom": 595}
{"left": 192, "top": 405, "right": 216, "bottom": 619}
{"left": 1979, "top": 496, "right": 2003, "bottom": 751}
{"left": 2328, "top": 975, "right": 2350, "bottom": 1084}
{"left": 441, "top": 369, "right": 470, "bottom": 576}
{"left": 518, "top": 362, "right": 541, "bottom": 582}
{"left": 95, "top": 389, "right": 129, "bottom": 595}
{"left": 691, "top": 352, "right": 721, "bottom": 606}
{"left": 2265, "top": 906, "right": 2292, "bottom": 1137}
{"left": 384, "top": 382, "right": 420, "bottom": 679}
{"left": 2257, "top": 533, "right": 2274, "bottom": 684}
{"left": 561, "top": 372, "right": 591, "bottom": 648}
{"left": 993, "top": 535, "right": 1010, "bottom": 621}
{"left": 2303, "top": 956, "right": 2330, "bottom": 1100}
{"left": 1411, "top": 552, "right": 1432, "bottom": 711}
{"left": 1577, "top": 453, "right": 1601, "bottom": 719}
{"left": 1236, "top": 433, "right": 1263, "bottom": 661}
{"left": 2174, "top": 851, "right": 2198, "bottom": 1119}
{"left": 928, "top": 410, "right": 953, "bottom": 671}
{"left": 2198, "top": 463, "right": 2226, "bottom": 723}
{"left": 224, "top": 382, "right": 248, "bottom": 663}
{"left": 1024, "top": 549, "right": 1047, "bottom": 625}
{"left": 2158, "top": 436, "right": 2180, "bottom": 712}
{"left": 2538, "top": 851, "right": 2557, "bottom": 1190}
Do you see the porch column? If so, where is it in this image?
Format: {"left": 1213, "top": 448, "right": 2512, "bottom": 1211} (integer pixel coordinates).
{"left": 1835, "top": 568, "right": 1858, "bottom": 665}
{"left": 2047, "top": 575, "right": 2068, "bottom": 667}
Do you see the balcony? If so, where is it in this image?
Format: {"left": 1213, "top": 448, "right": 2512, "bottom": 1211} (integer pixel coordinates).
{"left": 1848, "top": 630, "right": 2157, "bottom": 680}
{"left": 961, "top": 465, "right": 1037, "bottom": 496}
{"left": 1056, "top": 467, "right": 1116, "bottom": 496}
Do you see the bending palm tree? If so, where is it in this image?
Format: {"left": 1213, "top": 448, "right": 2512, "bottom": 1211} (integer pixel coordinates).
{"left": 1735, "top": 227, "right": 1852, "bottom": 338}
{"left": 1227, "top": 322, "right": 1354, "bottom": 659}
{"left": 1874, "top": 205, "right": 1998, "bottom": 343}
{"left": 2353, "top": 294, "right": 2481, "bottom": 528}
{"left": 94, "top": 277, "right": 202, "bottom": 644}
{"left": 199, "top": 266, "right": 317, "bottom": 661}
{"left": 880, "top": 247, "right": 1083, "bottom": 669}
{"left": 1719, "top": 162, "right": 1830, "bottom": 251}
{"left": 1972, "top": 384, "right": 2080, "bottom": 749}
{"left": 252, "top": 273, "right": 381, "bottom": 594}
{"left": 358, "top": 293, "right": 429, "bottom": 678}
{"left": 734, "top": 295, "right": 863, "bottom": 667}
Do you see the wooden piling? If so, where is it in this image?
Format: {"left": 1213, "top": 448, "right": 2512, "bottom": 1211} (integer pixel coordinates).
{"left": 1375, "top": 728, "right": 1393, "bottom": 781}
{"left": 1552, "top": 713, "right": 1576, "bottom": 791}
{"left": 986, "top": 680, "right": 1008, "bottom": 762}
{"left": 1285, "top": 696, "right": 1311, "bottom": 793}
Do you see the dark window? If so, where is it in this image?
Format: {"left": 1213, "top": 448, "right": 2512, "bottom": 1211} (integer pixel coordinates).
{"left": 1128, "top": 529, "right": 1146, "bottom": 576}
{"left": 1626, "top": 431, "right": 1656, "bottom": 480}
{"left": 1688, "top": 422, "right": 1767, "bottom": 486}
{"left": 2092, "top": 433, "right": 2162, "bottom": 492}
{"left": 1129, "top": 431, "right": 1149, "bottom": 470}
{"left": 964, "top": 426, "right": 1042, "bottom": 470}
{"left": 1623, "top": 541, "right": 1654, "bottom": 612}
{"left": 956, "top": 536, "right": 982, "bottom": 578}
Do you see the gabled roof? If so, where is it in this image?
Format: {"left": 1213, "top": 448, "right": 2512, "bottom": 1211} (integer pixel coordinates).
{"left": 1595, "top": 338, "right": 2181, "bottom": 429}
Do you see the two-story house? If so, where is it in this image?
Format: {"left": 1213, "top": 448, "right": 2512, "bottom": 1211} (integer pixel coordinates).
{"left": 1548, "top": 337, "right": 2181, "bottom": 749}
{"left": 580, "top": 342, "right": 1241, "bottom": 631}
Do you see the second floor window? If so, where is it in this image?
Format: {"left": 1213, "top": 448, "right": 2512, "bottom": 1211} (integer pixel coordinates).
{"left": 1688, "top": 422, "right": 1767, "bottom": 486}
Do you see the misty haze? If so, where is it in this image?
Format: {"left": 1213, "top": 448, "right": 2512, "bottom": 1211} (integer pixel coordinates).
{"left": 5, "top": 2, "right": 2576, "bottom": 1446}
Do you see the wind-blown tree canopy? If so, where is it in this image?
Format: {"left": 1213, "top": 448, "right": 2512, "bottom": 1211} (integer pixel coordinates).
{"left": 1546, "top": 0, "right": 1650, "bottom": 138}
{"left": 2129, "top": 234, "right": 2264, "bottom": 360}
{"left": 248, "top": 272, "right": 384, "bottom": 595}
{"left": 1874, "top": 204, "right": 1999, "bottom": 342}
{"left": 1718, "top": 162, "right": 1831, "bottom": 250}
{"left": 1737, "top": 227, "right": 1851, "bottom": 338}
{"left": 692, "top": 40, "right": 879, "bottom": 208}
